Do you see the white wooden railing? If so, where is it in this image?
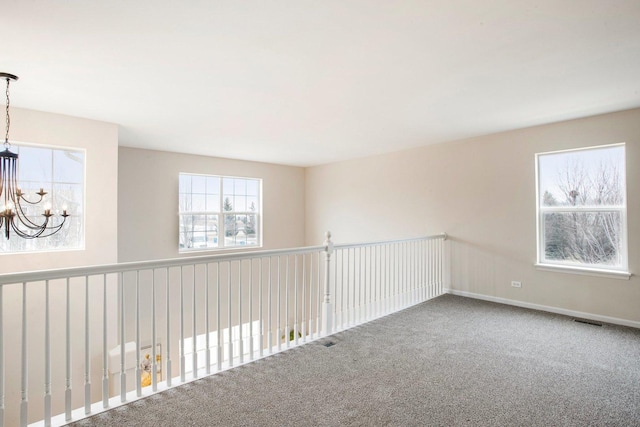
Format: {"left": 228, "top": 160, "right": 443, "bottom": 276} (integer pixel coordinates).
{"left": 0, "top": 232, "right": 447, "bottom": 427}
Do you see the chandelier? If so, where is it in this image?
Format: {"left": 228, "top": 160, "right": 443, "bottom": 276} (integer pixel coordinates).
{"left": 0, "top": 72, "right": 69, "bottom": 239}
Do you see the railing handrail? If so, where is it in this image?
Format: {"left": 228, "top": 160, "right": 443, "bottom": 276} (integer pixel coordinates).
{"left": 333, "top": 232, "right": 447, "bottom": 250}
{"left": 0, "top": 245, "right": 324, "bottom": 286}
{"left": 0, "top": 233, "right": 447, "bottom": 286}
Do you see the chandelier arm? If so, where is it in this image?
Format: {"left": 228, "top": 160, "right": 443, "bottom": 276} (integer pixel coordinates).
{"left": 14, "top": 211, "right": 66, "bottom": 232}
{"left": 10, "top": 216, "right": 67, "bottom": 239}
{"left": 9, "top": 218, "right": 37, "bottom": 238}
{"left": 9, "top": 216, "right": 49, "bottom": 239}
{"left": 17, "top": 194, "right": 46, "bottom": 205}
{"left": 27, "top": 221, "right": 66, "bottom": 238}
{"left": 12, "top": 193, "right": 68, "bottom": 233}
{"left": 14, "top": 199, "right": 50, "bottom": 230}
{"left": 11, "top": 205, "right": 68, "bottom": 232}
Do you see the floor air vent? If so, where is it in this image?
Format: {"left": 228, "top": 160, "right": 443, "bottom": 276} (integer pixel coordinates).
{"left": 573, "top": 318, "right": 603, "bottom": 327}
{"left": 322, "top": 341, "right": 336, "bottom": 348}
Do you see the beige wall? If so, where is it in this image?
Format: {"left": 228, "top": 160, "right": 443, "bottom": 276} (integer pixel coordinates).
{"left": 305, "top": 108, "right": 640, "bottom": 323}
{"left": 0, "top": 107, "right": 119, "bottom": 273}
{"left": 118, "top": 147, "right": 305, "bottom": 262}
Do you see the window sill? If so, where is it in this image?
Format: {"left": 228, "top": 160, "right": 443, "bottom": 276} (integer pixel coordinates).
{"left": 535, "top": 263, "right": 631, "bottom": 280}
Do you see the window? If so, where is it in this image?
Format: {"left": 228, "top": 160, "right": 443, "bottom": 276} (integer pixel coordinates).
{"left": 536, "top": 144, "right": 627, "bottom": 273}
{"left": 179, "top": 174, "right": 261, "bottom": 251}
{"left": 0, "top": 143, "right": 85, "bottom": 253}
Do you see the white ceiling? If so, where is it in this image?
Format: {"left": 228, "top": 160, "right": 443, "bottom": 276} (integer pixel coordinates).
{"left": 1, "top": 1, "right": 639, "bottom": 167}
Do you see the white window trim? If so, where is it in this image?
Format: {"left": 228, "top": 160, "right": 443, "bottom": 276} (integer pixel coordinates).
{"left": 178, "top": 173, "right": 262, "bottom": 253}
{"left": 534, "top": 143, "right": 630, "bottom": 277}
{"left": 534, "top": 263, "right": 631, "bottom": 280}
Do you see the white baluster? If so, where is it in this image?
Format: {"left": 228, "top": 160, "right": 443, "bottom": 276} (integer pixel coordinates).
{"left": 84, "top": 276, "right": 91, "bottom": 413}
{"left": 384, "top": 245, "right": 388, "bottom": 315}
{"left": 268, "top": 257, "right": 273, "bottom": 354}
{"left": 166, "top": 268, "right": 172, "bottom": 387}
{"left": 341, "top": 249, "right": 345, "bottom": 329}
{"left": 102, "top": 275, "right": 109, "bottom": 408}
{"left": 316, "top": 252, "right": 321, "bottom": 337}
{"left": 136, "top": 271, "right": 141, "bottom": 396}
{"left": 346, "top": 248, "right": 351, "bottom": 326}
{"left": 238, "top": 261, "right": 243, "bottom": 364}
{"left": 152, "top": 269, "right": 158, "bottom": 391}
{"left": 205, "top": 264, "right": 210, "bottom": 375}
{"left": 20, "top": 282, "right": 27, "bottom": 427}
{"left": 249, "top": 259, "right": 254, "bottom": 360}
{"left": 438, "top": 238, "right": 443, "bottom": 295}
{"left": 276, "top": 256, "right": 282, "bottom": 351}
{"left": 379, "top": 245, "right": 383, "bottom": 314}
{"left": 331, "top": 249, "right": 341, "bottom": 324}
{"left": 375, "top": 246, "right": 380, "bottom": 318}
{"left": 180, "top": 267, "right": 185, "bottom": 382}
{"left": 365, "top": 246, "right": 370, "bottom": 320}
{"left": 403, "top": 243, "right": 407, "bottom": 307}
{"left": 388, "top": 245, "right": 392, "bottom": 309}
{"left": 44, "top": 280, "right": 51, "bottom": 426}
{"left": 120, "top": 273, "right": 126, "bottom": 402}
{"left": 238, "top": 260, "right": 244, "bottom": 364}
{"left": 420, "top": 240, "right": 424, "bottom": 301}
{"left": 430, "top": 239, "right": 434, "bottom": 296}
{"left": 302, "top": 254, "right": 307, "bottom": 342}
{"left": 411, "top": 241, "right": 415, "bottom": 304}
{"left": 227, "top": 262, "right": 233, "bottom": 367}
{"left": 432, "top": 239, "right": 436, "bottom": 297}
{"left": 358, "top": 248, "right": 363, "bottom": 323}
{"left": 192, "top": 265, "right": 198, "bottom": 379}
{"left": 67, "top": 278, "right": 74, "bottom": 418}
{"left": 419, "top": 240, "right": 423, "bottom": 301}
{"left": 294, "top": 255, "right": 298, "bottom": 346}
{"left": 371, "top": 246, "right": 375, "bottom": 319}
{"left": 217, "top": 263, "right": 222, "bottom": 372}
{"left": 418, "top": 241, "right": 422, "bottom": 300}
{"left": 285, "top": 256, "right": 290, "bottom": 348}
{"left": 259, "top": 258, "right": 264, "bottom": 358}
{"left": 423, "top": 239, "right": 427, "bottom": 301}
{"left": 395, "top": 244, "right": 399, "bottom": 308}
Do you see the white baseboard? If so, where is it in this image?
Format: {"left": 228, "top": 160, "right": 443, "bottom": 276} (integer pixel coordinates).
{"left": 445, "top": 288, "right": 640, "bottom": 329}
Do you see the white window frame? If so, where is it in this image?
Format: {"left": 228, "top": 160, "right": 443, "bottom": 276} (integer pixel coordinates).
{"left": 179, "top": 173, "right": 262, "bottom": 252}
{"left": 535, "top": 143, "right": 630, "bottom": 278}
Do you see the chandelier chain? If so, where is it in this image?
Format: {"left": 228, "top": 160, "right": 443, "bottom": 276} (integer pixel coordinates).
{"left": 4, "top": 77, "right": 10, "bottom": 149}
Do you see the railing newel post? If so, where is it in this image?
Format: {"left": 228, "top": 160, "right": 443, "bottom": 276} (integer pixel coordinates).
{"left": 321, "top": 231, "right": 334, "bottom": 336}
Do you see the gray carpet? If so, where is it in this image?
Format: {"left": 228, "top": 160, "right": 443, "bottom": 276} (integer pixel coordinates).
{"left": 71, "top": 295, "right": 640, "bottom": 426}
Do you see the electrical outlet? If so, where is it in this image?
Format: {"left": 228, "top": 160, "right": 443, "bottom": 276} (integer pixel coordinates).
{"left": 511, "top": 281, "right": 522, "bottom": 288}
